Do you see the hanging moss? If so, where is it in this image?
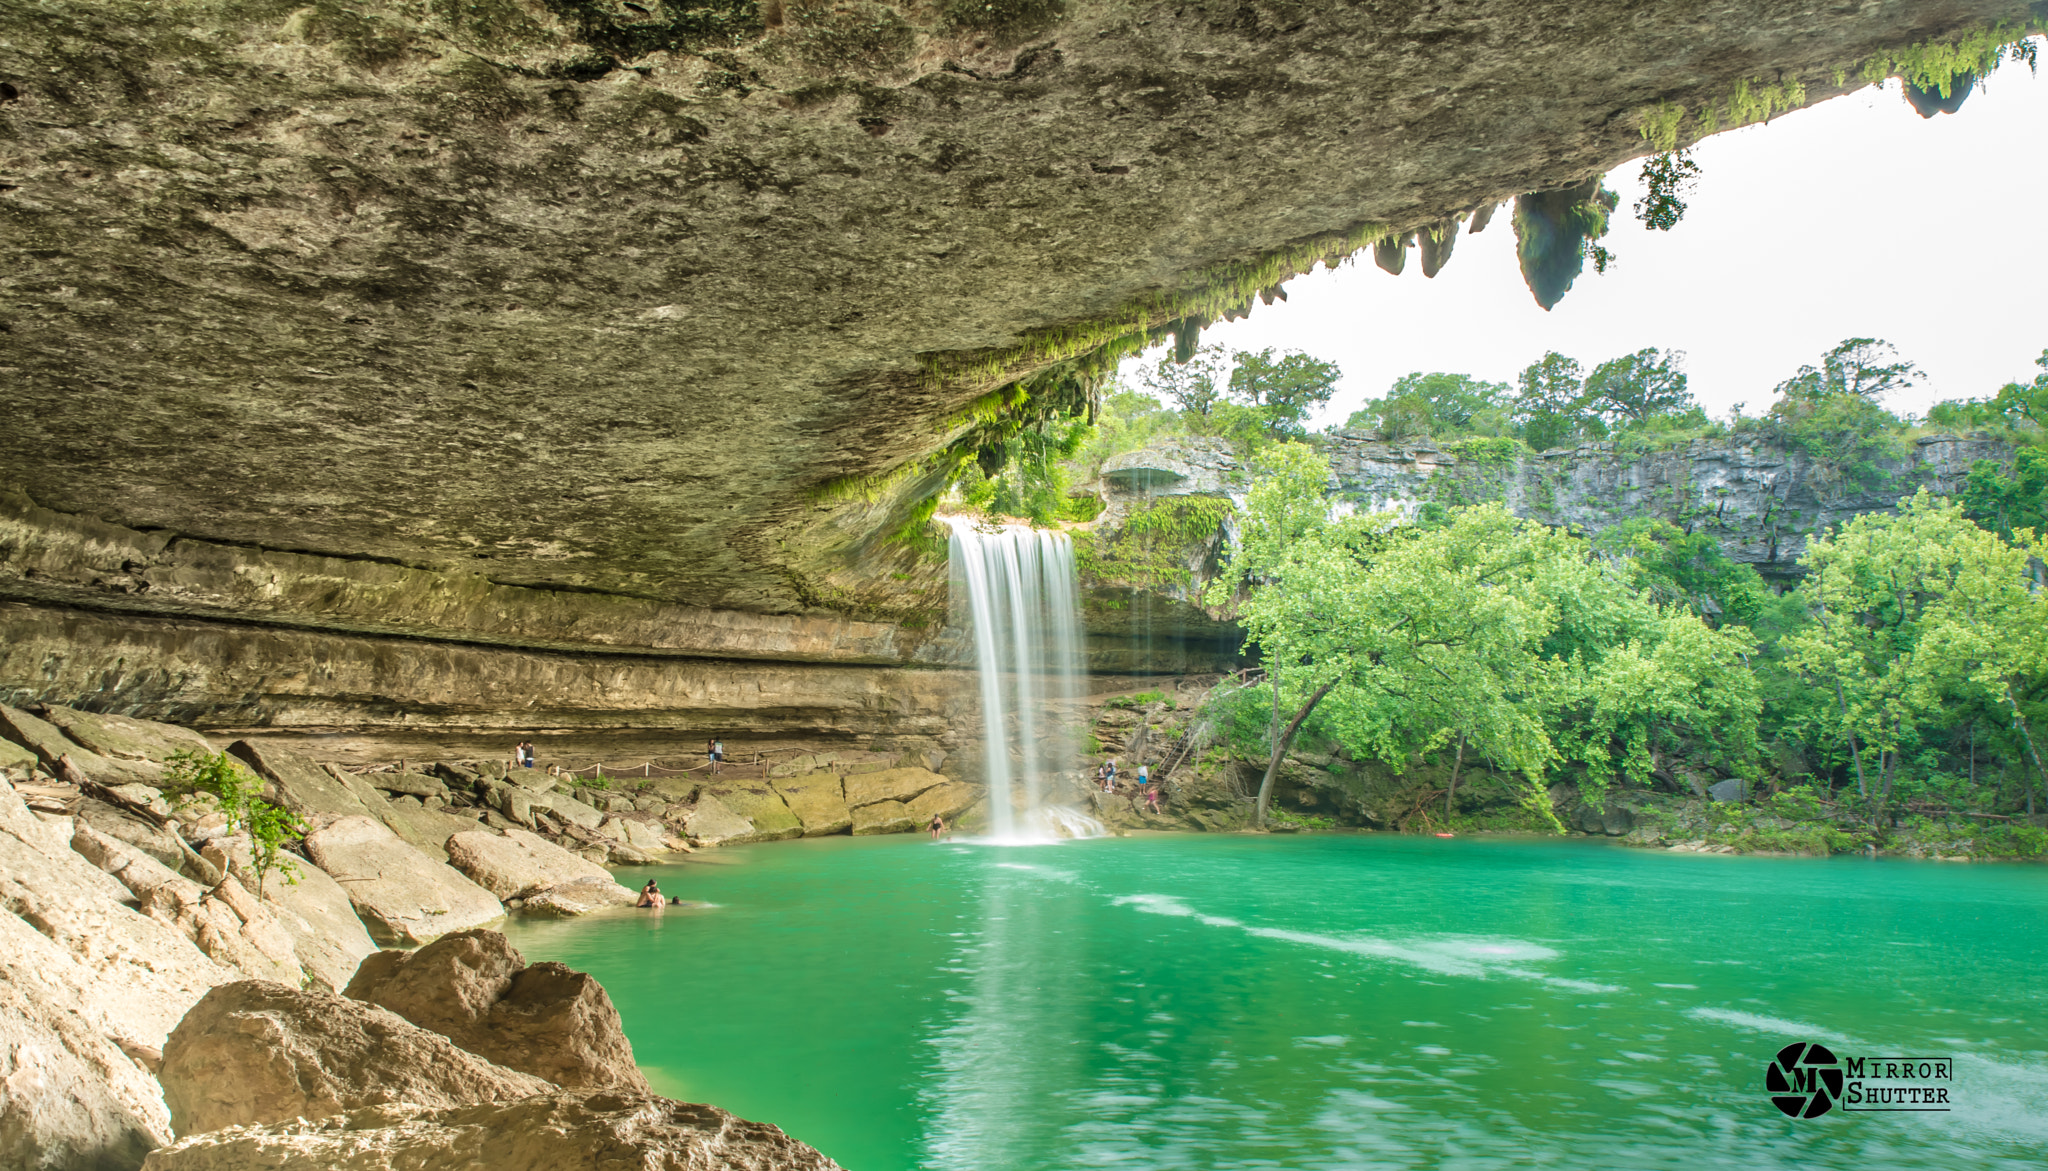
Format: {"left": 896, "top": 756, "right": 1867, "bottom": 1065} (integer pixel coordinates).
{"left": 1075, "top": 496, "right": 1235, "bottom": 590}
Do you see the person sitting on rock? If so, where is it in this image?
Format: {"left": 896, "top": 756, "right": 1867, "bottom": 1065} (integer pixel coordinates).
{"left": 637, "top": 879, "right": 661, "bottom": 908}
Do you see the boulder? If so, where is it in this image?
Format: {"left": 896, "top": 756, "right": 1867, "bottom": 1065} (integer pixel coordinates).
{"left": 138, "top": 1090, "right": 842, "bottom": 1171}
{"left": 343, "top": 929, "right": 647, "bottom": 1092}
{"left": 1707, "top": 777, "right": 1750, "bottom": 803}
{"left": 74, "top": 796, "right": 195, "bottom": 874}
{"left": 506, "top": 771, "right": 558, "bottom": 795}
{"left": 0, "top": 735, "right": 40, "bottom": 773}
{"left": 906, "top": 781, "right": 981, "bottom": 824}
{"left": 0, "top": 790, "right": 232, "bottom": 1046}
{"left": 841, "top": 766, "right": 948, "bottom": 809}
{"left": 230, "top": 739, "right": 383, "bottom": 824}
{"left": 681, "top": 792, "right": 756, "bottom": 846}
{"left": 204, "top": 835, "right": 378, "bottom": 994}
{"left": 0, "top": 703, "right": 164, "bottom": 787}
{"left": 609, "top": 815, "right": 672, "bottom": 852}
{"left": 446, "top": 827, "right": 616, "bottom": 900}
{"left": 158, "top": 980, "right": 551, "bottom": 1137}
{"left": 304, "top": 815, "right": 505, "bottom": 945}
{"left": 522, "top": 876, "right": 641, "bottom": 917}
{"left": 536, "top": 789, "right": 604, "bottom": 830}
{"left": 377, "top": 793, "right": 480, "bottom": 862}
{"left": 492, "top": 782, "right": 539, "bottom": 830}
{"left": 0, "top": 908, "right": 170, "bottom": 1170}
{"left": 35, "top": 705, "right": 211, "bottom": 762}
{"left": 851, "top": 799, "right": 918, "bottom": 836}
{"left": 707, "top": 785, "right": 803, "bottom": 842}
{"left": 773, "top": 776, "right": 853, "bottom": 837}
{"left": 370, "top": 772, "right": 448, "bottom": 800}
{"left": 71, "top": 823, "right": 303, "bottom": 986}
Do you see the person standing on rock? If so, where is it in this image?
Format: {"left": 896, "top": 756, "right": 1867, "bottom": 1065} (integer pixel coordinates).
{"left": 707, "top": 737, "right": 724, "bottom": 775}
{"left": 1103, "top": 758, "right": 1118, "bottom": 792}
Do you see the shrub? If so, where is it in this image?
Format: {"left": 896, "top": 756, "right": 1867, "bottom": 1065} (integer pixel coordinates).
{"left": 162, "top": 750, "right": 308, "bottom": 895}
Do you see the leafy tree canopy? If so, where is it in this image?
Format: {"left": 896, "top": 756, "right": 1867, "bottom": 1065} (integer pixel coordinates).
{"left": 1582, "top": 348, "right": 1695, "bottom": 426}
{"left": 1344, "top": 372, "right": 1512, "bottom": 440}
{"left": 1773, "top": 337, "right": 1922, "bottom": 403}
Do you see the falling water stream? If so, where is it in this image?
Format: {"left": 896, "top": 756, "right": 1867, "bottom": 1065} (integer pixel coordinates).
{"left": 946, "top": 517, "right": 1096, "bottom": 840}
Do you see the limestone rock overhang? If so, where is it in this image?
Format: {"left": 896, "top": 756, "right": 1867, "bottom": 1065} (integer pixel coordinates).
{"left": 0, "top": 0, "right": 2029, "bottom": 638}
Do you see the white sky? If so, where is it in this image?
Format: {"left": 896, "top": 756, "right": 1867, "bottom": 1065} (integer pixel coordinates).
{"left": 1122, "top": 50, "right": 2048, "bottom": 429}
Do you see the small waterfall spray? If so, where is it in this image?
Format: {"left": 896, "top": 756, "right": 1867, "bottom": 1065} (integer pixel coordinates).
{"left": 948, "top": 518, "right": 1097, "bottom": 840}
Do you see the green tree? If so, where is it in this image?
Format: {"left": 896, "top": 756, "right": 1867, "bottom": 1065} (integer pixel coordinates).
{"left": 1582, "top": 348, "right": 1694, "bottom": 427}
{"left": 1773, "top": 337, "right": 1921, "bottom": 403}
{"left": 1209, "top": 467, "right": 1759, "bottom": 827}
{"left": 1515, "top": 352, "right": 1597, "bottom": 451}
{"left": 1138, "top": 343, "right": 1228, "bottom": 420}
{"left": 1343, "top": 372, "right": 1512, "bottom": 440}
{"left": 1764, "top": 339, "right": 1911, "bottom": 476}
{"left": 1961, "top": 449, "right": 2048, "bottom": 540}
{"left": 1988, "top": 347, "right": 2048, "bottom": 433}
{"left": 1782, "top": 492, "right": 2048, "bottom": 815}
{"left": 1226, "top": 347, "right": 1342, "bottom": 441}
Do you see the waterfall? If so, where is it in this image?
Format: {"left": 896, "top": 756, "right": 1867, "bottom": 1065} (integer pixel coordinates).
{"left": 947, "top": 518, "right": 1096, "bottom": 840}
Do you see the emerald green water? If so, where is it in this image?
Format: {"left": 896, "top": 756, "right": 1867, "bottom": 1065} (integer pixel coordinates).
{"left": 505, "top": 834, "right": 2048, "bottom": 1170}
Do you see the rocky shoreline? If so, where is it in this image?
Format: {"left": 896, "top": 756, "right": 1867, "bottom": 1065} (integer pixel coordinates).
{"left": 0, "top": 700, "right": 986, "bottom": 1170}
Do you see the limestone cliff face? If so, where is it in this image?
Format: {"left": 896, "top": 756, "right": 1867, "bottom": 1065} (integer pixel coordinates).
{"left": 1325, "top": 432, "right": 2013, "bottom": 577}
{"left": 0, "top": 0, "right": 2022, "bottom": 620}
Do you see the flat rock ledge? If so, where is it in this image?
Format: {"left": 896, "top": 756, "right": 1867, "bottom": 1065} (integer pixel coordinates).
{"left": 138, "top": 1090, "right": 842, "bottom": 1171}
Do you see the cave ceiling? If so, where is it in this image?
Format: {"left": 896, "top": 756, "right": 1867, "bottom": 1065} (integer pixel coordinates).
{"left": 0, "top": 0, "right": 2030, "bottom": 625}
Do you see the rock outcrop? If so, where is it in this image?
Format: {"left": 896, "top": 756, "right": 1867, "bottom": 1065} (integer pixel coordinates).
{"left": 0, "top": 0, "right": 2010, "bottom": 633}
{"left": 138, "top": 1090, "right": 842, "bottom": 1171}
{"left": 343, "top": 930, "right": 649, "bottom": 1094}
{"left": 0, "top": 786, "right": 232, "bottom": 1166}
{"left": 70, "top": 823, "right": 305, "bottom": 987}
{"left": 445, "top": 827, "right": 625, "bottom": 902}
{"left": 158, "top": 980, "right": 553, "bottom": 1138}
{"left": 303, "top": 816, "right": 505, "bottom": 945}
{"left": 201, "top": 836, "right": 378, "bottom": 995}
{"left": 1321, "top": 432, "right": 2014, "bottom": 579}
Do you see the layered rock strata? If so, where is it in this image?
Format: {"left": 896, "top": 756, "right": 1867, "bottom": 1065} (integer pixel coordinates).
{"left": 0, "top": 1, "right": 2018, "bottom": 624}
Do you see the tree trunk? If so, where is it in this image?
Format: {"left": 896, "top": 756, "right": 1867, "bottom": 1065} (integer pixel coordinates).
{"left": 1834, "top": 681, "right": 1869, "bottom": 799}
{"left": 1445, "top": 732, "right": 1467, "bottom": 819}
{"left": 1256, "top": 680, "right": 1338, "bottom": 826}
{"left": 2005, "top": 684, "right": 2048, "bottom": 818}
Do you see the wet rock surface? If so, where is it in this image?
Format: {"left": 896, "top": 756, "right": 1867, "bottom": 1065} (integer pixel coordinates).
{"left": 138, "top": 1090, "right": 842, "bottom": 1171}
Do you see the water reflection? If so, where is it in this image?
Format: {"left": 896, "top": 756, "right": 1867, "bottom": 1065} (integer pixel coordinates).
{"left": 919, "top": 855, "right": 1084, "bottom": 1168}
